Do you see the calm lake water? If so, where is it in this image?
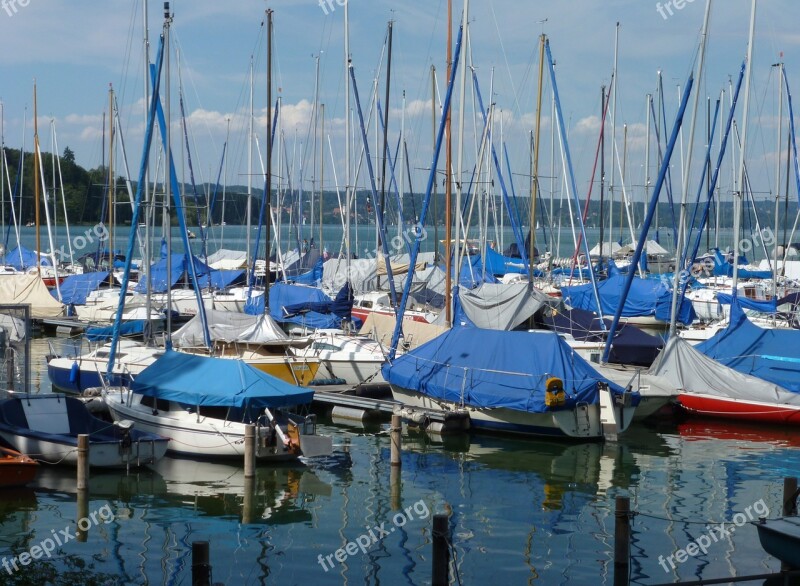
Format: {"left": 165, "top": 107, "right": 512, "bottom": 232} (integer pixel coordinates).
{"left": 0, "top": 335, "right": 795, "bottom": 585}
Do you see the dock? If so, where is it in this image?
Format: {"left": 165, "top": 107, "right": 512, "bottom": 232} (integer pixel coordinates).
{"left": 310, "top": 383, "right": 471, "bottom": 433}
{"left": 39, "top": 317, "right": 87, "bottom": 337}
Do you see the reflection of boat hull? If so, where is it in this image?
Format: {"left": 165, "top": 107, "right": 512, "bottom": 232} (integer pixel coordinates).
{"left": 391, "top": 386, "right": 635, "bottom": 439}
{"left": 677, "top": 393, "right": 800, "bottom": 425}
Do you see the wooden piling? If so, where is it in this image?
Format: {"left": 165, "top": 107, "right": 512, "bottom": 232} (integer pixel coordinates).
{"left": 432, "top": 513, "right": 450, "bottom": 586}
{"left": 390, "top": 464, "right": 401, "bottom": 511}
{"left": 782, "top": 477, "right": 798, "bottom": 572}
{"left": 614, "top": 496, "right": 630, "bottom": 586}
{"left": 244, "top": 424, "right": 255, "bottom": 479}
{"left": 77, "top": 434, "right": 89, "bottom": 490}
{"left": 76, "top": 487, "right": 89, "bottom": 543}
{"left": 192, "top": 541, "right": 211, "bottom": 586}
{"left": 390, "top": 414, "right": 402, "bottom": 467}
{"left": 242, "top": 476, "right": 255, "bottom": 525}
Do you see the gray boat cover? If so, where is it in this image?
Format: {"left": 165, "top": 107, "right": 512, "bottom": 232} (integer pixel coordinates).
{"left": 449, "top": 282, "right": 554, "bottom": 330}
{"left": 648, "top": 336, "right": 800, "bottom": 405}
{"left": 172, "top": 308, "right": 289, "bottom": 347}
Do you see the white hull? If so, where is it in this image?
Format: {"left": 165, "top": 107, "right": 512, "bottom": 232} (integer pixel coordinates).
{"left": 103, "top": 390, "right": 301, "bottom": 461}
{"left": 0, "top": 431, "right": 167, "bottom": 468}
{"left": 391, "top": 386, "right": 635, "bottom": 439}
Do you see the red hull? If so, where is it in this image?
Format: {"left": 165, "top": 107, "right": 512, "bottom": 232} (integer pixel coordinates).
{"left": 42, "top": 277, "right": 66, "bottom": 288}
{"left": 0, "top": 447, "right": 38, "bottom": 488}
{"left": 677, "top": 393, "right": 800, "bottom": 425}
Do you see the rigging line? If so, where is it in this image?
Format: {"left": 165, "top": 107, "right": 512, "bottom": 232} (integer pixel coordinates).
{"left": 487, "top": 0, "right": 524, "bottom": 120}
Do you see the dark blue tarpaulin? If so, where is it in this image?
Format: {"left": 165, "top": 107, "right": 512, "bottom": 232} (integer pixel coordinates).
{"left": 561, "top": 273, "right": 696, "bottom": 325}
{"left": 537, "top": 306, "right": 664, "bottom": 367}
{"left": 695, "top": 304, "right": 800, "bottom": 393}
{"left": 132, "top": 350, "right": 313, "bottom": 408}
{"left": 711, "top": 249, "right": 771, "bottom": 279}
{"left": 53, "top": 271, "right": 110, "bottom": 305}
{"left": 4, "top": 245, "right": 52, "bottom": 270}
{"left": 85, "top": 319, "right": 148, "bottom": 342}
{"left": 482, "top": 246, "right": 528, "bottom": 276}
{"left": 382, "top": 326, "right": 630, "bottom": 413}
{"left": 134, "top": 253, "right": 213, "bottom": 293}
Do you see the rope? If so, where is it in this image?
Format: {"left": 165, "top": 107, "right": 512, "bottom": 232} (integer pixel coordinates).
{"left": 30, "top": 448, "right": 79, "bottom": 466}
{"left": 632, "top": 510, "right": 762, "bottom": 527}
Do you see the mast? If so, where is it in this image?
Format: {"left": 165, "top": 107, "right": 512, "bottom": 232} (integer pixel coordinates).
{"left": 669, "top": 0, "right": 711, "bottom": 336}
{"left": 599, "top": 86, "right": 606, "bottom": 264}
{"left": 164, "top": 0, "right": 173, "bottom": 346}
{"left": 265, "top": 8, "right": 273, "bottom": 310}
{"left": 319, "top": 102, "right": 324, "bottom": 251}
{"left": 143, "top": 0, "right": 152, "bottom": 342}
{"left": 530, "top": 33, "right": 545, "bottom": 274}
{"left": 108, "top": 84, "right": 115, "bottom": 270}
{"left": 246, "top": 57, "right": 253, "bottom": 287}
{"left": 773, "top": 61, "right": 783, "bottom": 309}
{"left": 608, "top": 22, "right": 619, "bottom": 245}
{"left": 732, "top": 0, "right": 757, "bottom": 293}
{"left": 431, "top": 65, "right": 438, "bottom": 261}
{"left": 33, "top": 82, "right": 41, "bottom": 276}
{"left": 380, "top": 20, "right": 393, "bottom": 247}
{"left": 453, "top": 0, "right": 469, "bottom": 294}
{"left": 444, "top": 0, "right": 453, "bottom": 326}
{"left": 344, "top": 0, "right": 351, "bottom": 271}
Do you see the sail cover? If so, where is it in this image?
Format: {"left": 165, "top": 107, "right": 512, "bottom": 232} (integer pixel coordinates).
{"left": 694, "top": 304, "right": 800, "bottom": 393}
{"left": 131, "top": 351, "right": 313, "bottom": 408}
{"left": 383, "top": 326, "right": 628, "bottom": 413}
{"left": 561, "top": 273, "right": 696, "bottom": 325}
{"left": 456, "top": 282, "right": 553, "bottom": 330}
{"left": 172, "top": 308, "right": 288, "bottom": 347}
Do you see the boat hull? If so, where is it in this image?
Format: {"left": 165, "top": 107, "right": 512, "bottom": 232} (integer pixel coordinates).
{"left": 103, "top": 390, "right": 302, "bottom": 461}
{"left": 391, "top": 386, "right": 607, "bottom": 438}
{"left": 677, "top": 393, "right": 800, "bottom": 424}
{"left": 0, "top": 447, "right": 38, "bottom": 487}
{"left": 754, "top": 518, "right": 800, "bottom": 570}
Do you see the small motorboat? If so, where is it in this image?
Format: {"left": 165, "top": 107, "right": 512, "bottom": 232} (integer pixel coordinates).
{"left": 754, "top": 516, "right": 800, "bottom": 570}
{"left": 0, "top": 394, "right": 169, "bottom": 468}
{"left": 0, "top": 446, "right": 38, "bottom": 487}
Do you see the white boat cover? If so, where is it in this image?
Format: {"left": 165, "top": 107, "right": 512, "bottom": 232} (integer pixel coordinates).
{"left": 648, "top": 336, "right": 800, "bottom": 405}
{"left": 205, "top": 249, "right": 247, "bottom": 270}
{"left": 0, "top": 274, "right": 64, "bottom": 318}
{"left": 376, "top": 252, "right": 436, "bottom": 276}
{"left": 618, "top": 240, "right": 670, "bottom": 256}
{"left": 172, "top": 308, "right": 289, "bottom": 347}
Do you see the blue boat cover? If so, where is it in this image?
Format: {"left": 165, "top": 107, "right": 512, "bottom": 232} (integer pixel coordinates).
{"left": 536, "top": 306, "right": 664, "bottom": 367}
{"left": 134, "top": 253, "right": 213, "bottom": 293}
{"left": 695, "top": 304, "right": 800, "bottom": 393}
{"left": 482, "top": 246, "right": 528, "bottom": 276}
{"left": 85, "top": 320, "right": 147, "bottom": 342}
{"left": 131, "top": 350, "right": 313, "bottom": 408}
{"left": 244, "top": 282, "right": 362, "bottom": 330}
{"left": 292, "top": 258, "right": 324, "bottom": 285}
{"left": 561, "top": 273, "right": 696, "bottom": 325}
{"left": 53, "top": 271, "right": 110, "bottom": 305}
{"left": 458, "top": 255, "right": 499, "bottom": 288}
{"left": 382, "top": 326, "right": 630, "bottom": 413}
{"left": 4, "top": 245, "right": 52, "bottom": 270}
{"left": 711, "top": 249, "right": 771, "bottom": 279}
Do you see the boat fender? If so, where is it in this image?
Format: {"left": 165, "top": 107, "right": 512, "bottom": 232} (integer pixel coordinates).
{"left": 544, "top": 377, "right": 565, "bottom": 408}
{"left": 69, "top": 361, "right": 80, "bottom": 384}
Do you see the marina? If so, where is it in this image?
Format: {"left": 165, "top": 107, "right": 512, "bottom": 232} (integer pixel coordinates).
{"left": 1, "top": 0, "right": 800, "bottom": 583}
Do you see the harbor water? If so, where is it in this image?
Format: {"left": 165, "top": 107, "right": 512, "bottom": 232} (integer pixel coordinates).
{"left": 0, "top": 335, "right": 795, "bottom": 584}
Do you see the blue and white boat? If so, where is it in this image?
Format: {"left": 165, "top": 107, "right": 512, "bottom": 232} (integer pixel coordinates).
{"left": 102, "top": 351, "right": 332, "bottom": 461}
{"left": 383, "top": 326, "right": 639, "bottom": 439}
{"left": 0, "top": 393, "right": 168, "bottom": 468}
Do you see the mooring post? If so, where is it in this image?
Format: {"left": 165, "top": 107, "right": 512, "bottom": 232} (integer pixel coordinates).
{"left": 244, "top": 424, "right": 255, "bottom": 479}
{"left": 390, "top": 414, "right": 402, "bottom": 467}
{"left": 76, "top": 485, "right": 89, "bottom": 543}
{"left": 77, "top": 434, "right": 89, "bottom": 490}
{"left": 614, "top": 496, "right": 631, "bottom": 586}
{"left": 390, "top": 464, "right": 401, "bottom": 511}
{"left": 432, "top": 513, "right": 450, "bottom": 586}
{"left": 782, "top": 477, "right": 798, "bottom": 572}
{"left": 243, "top": 476, "right": 255, "bottom": 525}
{"left": 192, "top": 541, "right": 211, "bottom": 586}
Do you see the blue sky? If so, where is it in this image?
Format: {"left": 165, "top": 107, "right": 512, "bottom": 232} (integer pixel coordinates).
{"left": 0, "top": 0, "right": 798, "bottom": 214}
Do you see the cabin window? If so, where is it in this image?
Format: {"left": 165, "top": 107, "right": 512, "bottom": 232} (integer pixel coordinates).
{"left": 140, "top": 395, "right": 171, "bottom": 412}
{"left": 360, "top": 300, "right": 373, "bottom": 309}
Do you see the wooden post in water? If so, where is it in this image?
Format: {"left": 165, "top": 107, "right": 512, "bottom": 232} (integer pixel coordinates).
{"left": 390, "top": 465, "right": 401, "bottom": 511}
{"left": 782, "top": 477, "right": 798, "bottom": 572}
{"left": 244, "top": 424, "right": 255, "bottom": 478}
{"left": 192, "top": 541, "right": 211, "bottom": 586}
{"left": 242, "top": 477, "right": 255, "bottom": 525}
{"left": 390, "top": 414, "right": 402, "bottom": 467}
{"left": 432, "top": 513, "right": 450, "bottom": 586}
{"left": 77, "top": 434, "right": 89, "bottom": 489}
{"left": 76, "top": 486, "right": 89, "bottom": 543}
{"left": 614, "top": 496, "right": 631, "bottom": 586}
